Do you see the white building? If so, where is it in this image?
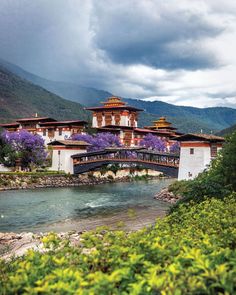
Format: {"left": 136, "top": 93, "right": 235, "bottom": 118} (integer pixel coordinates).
{"left": 0, "top": 116, "right": 87, "bottom": 145}
{"left": 176, "top": 134, "right": 225, "bottom": 180}
{"left": 48, "top": 140, "right": 91, "bottom": 174}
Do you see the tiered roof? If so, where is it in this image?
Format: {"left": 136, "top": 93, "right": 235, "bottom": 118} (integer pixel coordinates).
{"left": 147, "top": 117, "right": 177, "bottom": 131}
{"left": 86, "top": 96, "right": 143, "bottom": 112}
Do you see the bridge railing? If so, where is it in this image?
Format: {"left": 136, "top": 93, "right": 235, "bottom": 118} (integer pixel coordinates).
{"left": 72, "top": 149, "right": 179, "bottom": 167}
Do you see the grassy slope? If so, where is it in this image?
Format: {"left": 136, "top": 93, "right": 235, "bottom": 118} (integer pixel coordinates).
{"left": 0, "top": 66, "right": 90, "bottom": 123}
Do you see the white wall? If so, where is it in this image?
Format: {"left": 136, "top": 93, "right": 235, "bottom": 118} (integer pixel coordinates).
{"left": 50, "top": 148, "right": 87, "bottom": 174}
{"left": 92, "top": 116, "right": 98, "bottom": 128}
{"left": 0, "top": 164, "right": 11, "bottom": 172}
{"left": 38, "top": 130, "right": 74, "bottom": 145}
{"left": 178, "top": 146, "right": 211, "bottom": 180}
{"left": 120, "top": 115, "right": 128, "bottom": 126}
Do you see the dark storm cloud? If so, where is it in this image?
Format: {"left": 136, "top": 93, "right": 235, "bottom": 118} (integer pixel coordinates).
{"left": 92, "top": 2, "right": 223, "bottom": 70}
{"left": 0, "top": 0, "right": 92, "bottom": 80}
{"left": 0, "top": 0, "right": 235, "bottom": 108}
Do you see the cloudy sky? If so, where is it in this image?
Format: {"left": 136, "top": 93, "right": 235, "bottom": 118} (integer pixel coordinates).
{"left": 0, "top": 0, "right": 236, "bottom": 108}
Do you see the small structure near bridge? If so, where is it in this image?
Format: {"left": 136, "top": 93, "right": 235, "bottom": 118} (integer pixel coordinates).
{"left": 175, "top": 133, "right": 225, "bottom": 180}
{"left": 48, "top": 140, "right": 91, "bottom": 173}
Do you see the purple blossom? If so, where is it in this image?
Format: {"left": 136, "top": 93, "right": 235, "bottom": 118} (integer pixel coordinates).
{"left": 169, "top": 141, "right": 180, "bottom": 154}
{"left": 1, "top": 130, "right": 46, "bottom": 167}
{"left": 72, "top": 132, "right": 122, "bottom": 151}
{"left": 139, "top": 134, "right": 167, "bottom": 152}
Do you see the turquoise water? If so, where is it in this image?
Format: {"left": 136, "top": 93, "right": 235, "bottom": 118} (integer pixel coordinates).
{"left": 0, "top": 179, "right": 173, "bottom": 232}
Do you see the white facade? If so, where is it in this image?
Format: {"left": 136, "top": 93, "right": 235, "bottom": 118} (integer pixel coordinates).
{"left": 38, "top": 130, "right": 72, "bottom": 145}
{"left": 50, "top": 148, "right": 87, "bottom": 174}
{"left": 0, "top": 164, "right": 11, "bottom": 172}
{"left": 92, "top": 112, "right": 138, "bottom": 128}
{"left": 178, "top": 145, "right": 211, "bottom": 180}
{"left": 92, "top": 116, "right": 98, "bottom": 128}
{"left": 120, "top": 114, "right": 129, "bottom": 126}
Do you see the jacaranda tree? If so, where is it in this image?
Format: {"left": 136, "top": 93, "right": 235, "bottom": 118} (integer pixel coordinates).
{"left": 72, "top": 132, "right": 122, "bottom": 151}
{"left": 1, "top": 130, "right": 47, "bottom": 168}
{"left": 139, "top": 133, "right": 167, "bottom": 152}
{"left": 169, "top": 141, "right": 180, "bottom": 154}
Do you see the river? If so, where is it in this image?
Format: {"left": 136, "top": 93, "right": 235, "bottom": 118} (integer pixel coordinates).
{"left": 0, "top": 178, "right": 174, "bottom": 232}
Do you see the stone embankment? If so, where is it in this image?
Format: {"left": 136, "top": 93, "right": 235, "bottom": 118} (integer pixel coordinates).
{"left": 0, "top": 169, "right": 162, "bottom": 191}
{"left": 0, "top": 173, "right": 132, "bottom": 191}
{"left": 154, "top": 187, "right": 182, "bottom": 203}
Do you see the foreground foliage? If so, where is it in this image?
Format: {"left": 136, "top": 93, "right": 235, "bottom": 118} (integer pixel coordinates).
{"left": 1, "top": 195, "right": 236, "bottom": 294}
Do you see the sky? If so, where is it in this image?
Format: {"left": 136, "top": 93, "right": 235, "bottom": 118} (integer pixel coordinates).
{"left": 0, "top": 0, "right": 236, "bottom": 108}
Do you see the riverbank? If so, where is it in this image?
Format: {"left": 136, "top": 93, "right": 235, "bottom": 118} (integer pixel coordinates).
{"left": 0, "top": 168, "right": 164, "bottom": 191}
{"left": 0, "top": 204, "right": 168, "bottom": 260}
{"left": 154, "top": 187, "right": 182, "bottom": 203}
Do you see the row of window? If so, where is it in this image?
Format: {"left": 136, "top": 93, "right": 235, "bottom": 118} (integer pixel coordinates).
{"left": 189, "top": 145, "right": 218, "bottom": 157}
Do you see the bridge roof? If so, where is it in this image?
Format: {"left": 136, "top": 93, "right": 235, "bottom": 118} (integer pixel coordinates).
{"left": 71, "top": 147, "right": 179, "bottom": 159}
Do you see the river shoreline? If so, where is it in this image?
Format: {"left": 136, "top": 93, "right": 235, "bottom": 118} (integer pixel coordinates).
{"left": 0, "top": 205, "right": 168, "bottom": 260}
{"left": 0, "top": 169, "right": 169, "bottom": 192}
{"left": 0, "top": 178, "right": 174, "bottom": 259}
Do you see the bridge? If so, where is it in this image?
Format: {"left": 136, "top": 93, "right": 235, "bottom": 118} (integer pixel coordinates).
{"left": 72, "top": 147, "right": 179, "bottom": 177}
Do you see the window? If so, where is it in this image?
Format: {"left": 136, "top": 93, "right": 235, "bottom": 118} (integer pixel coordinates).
{"left": 210, "top": 145, "right": 217, "bottom": 157}
{"left": 190, "top": 148, "right": 194, "bottom": 155}
{"left": 48, "top": 128, "right": 55, "bottom": 138}
{"left": 59, "top": 128, "right": 62, "bottom": 136}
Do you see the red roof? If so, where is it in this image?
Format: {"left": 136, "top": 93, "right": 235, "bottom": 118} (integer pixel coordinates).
{"left": 16, "top": 117, "right": 56, "bottom": 122}
{"left": 0, "top": 122, "right": 20, "bottom": 127}
{"left": 39, "top": 120, "right": 87, "bottom": 126}
{"left": 134, "top": 128, "right": 175, "bottom": 136}
{"left": 174, "top": 133, "right": 225, "bottom": 142}
{"left": 86, "top": 106, "right": 143, "bottom": 112}
{"left": 47, "top": 140, "right": 91, "bottom": 146}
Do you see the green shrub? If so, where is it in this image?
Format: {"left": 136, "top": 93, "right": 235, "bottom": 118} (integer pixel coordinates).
{"left": 170, "top": 132, "right": 236, "bottom": 209}
{"left": 1, "top": 195, "right": 235, "bottom": 294}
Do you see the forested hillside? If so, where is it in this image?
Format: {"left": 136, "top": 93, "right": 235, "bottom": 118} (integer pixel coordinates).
{"left": 0, "top": 66, "right": 89, "bottom": 123}
{"left": 125, "top": 98, "right": 236, "bottom": 133}
{"left": 1, "top": 58, "right": 236, "bottom": 133}
{"left": 217, "top": 123, "right": 236, "bottom": 136}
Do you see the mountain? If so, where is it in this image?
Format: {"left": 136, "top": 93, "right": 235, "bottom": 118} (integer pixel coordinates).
{"left": 124, "top": 99, "right": 236, "bottom": 133}
{"left": 1, "top": 58, "right": 236, "bottom": 133}
{"left": 0, "top": 65, "right": 89, "bottom": 123}
{"left": 0, "top": 58, "right": 112, "bottom": 107}
{"left": 217, "top": 124, "right": 236, "bottom": 136}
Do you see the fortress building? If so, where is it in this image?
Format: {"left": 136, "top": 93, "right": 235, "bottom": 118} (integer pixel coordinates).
{"left": 0, "top": 115, "right": 87, "bottom": 145}
{"left": 86, "top": 96, "right": 142, "bottom": 128}
{"left": 86, "top": 96, "right": 180, "bottom": 146}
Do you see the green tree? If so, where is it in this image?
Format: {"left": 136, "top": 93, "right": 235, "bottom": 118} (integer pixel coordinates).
{"left": 0, "top": 136, "right": 16, "bottom": 166}
{"left": 169, "top": 132, "right": 236, "bottom": 207}
{"left": 218, "top": 131, "right": 236, "bottom": 190}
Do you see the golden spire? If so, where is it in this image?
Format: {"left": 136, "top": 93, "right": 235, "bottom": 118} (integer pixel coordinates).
{"left": 152, "top": 117, "right": 172, "bottom": 129}
{"left": 101, "top": 96, "right": 126, "bottom": 107}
